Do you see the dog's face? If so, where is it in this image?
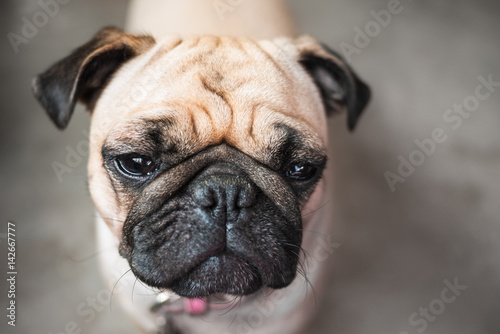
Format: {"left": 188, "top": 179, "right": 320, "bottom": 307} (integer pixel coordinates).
{"left": 33, "top": 28, "right": 369, "bottom": 298}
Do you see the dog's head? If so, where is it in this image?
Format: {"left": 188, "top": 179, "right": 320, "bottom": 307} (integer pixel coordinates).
{"left": 33, "top": 27, "right": 370, "bottom": 298}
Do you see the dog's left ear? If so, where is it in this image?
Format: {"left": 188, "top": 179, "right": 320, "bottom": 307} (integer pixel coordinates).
{"left": 294, "top": 35, "right": 371, "bottom": 131}
{"left": 32, "top": 26, "right": 156, "bottom": 130}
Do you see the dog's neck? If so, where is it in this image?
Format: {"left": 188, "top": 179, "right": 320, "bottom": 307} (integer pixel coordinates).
{"left": 126, "top": 0, "right": 295, "bottom": 39}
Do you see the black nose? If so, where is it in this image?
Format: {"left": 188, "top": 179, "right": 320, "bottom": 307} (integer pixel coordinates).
{"left": 192, "top": 175, "right": 257, "bottom": 215}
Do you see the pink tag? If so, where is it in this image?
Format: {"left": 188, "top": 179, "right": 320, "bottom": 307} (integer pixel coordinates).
{"left": 184, "top": 298, "right": 208, "bottom": 315}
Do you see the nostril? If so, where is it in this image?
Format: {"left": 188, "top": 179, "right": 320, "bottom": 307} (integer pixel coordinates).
{"left": 192, "top": 185, "right": 216, "bottom": 208}
{"left": 236, "top": 184, "right": 257, "bottom": 208}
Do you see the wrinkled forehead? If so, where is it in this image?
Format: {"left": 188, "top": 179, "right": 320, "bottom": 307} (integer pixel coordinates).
{"left": 144, "top": 36, "right": 295, "bottom": 95}
{"left": 138, "top": 35, "right": 306, "bottom": 95}
{"left": 91, "top": 35, "right": 327, "bottom": 160}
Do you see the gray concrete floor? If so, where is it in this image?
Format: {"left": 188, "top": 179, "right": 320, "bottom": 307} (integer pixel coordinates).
{"left": 1, "top": 0, "right": 499, "bottom": 333}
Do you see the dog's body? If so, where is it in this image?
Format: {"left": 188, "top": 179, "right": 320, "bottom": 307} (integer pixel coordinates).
{"left": 33, "top": 1, "right": 370, "bottom": 333}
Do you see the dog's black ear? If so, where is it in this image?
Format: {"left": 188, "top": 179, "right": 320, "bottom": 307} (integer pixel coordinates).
{"left": 32, "top": 26, "right": 156, "bottom": 129}
{"left": 295, "top": 35, "right": 371, "bottom": 131}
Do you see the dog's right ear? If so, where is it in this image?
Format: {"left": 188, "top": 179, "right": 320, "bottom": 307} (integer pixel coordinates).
{"left": 294, "top": 35, "right": 371, "bottom": 131}
{"left": 32, "top": 26, "right": 156, "bottom": 130}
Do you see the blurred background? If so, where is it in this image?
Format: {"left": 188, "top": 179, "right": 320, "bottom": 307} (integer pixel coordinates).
{"left": 0, "top": 0, "right": 499, "bottom": 333}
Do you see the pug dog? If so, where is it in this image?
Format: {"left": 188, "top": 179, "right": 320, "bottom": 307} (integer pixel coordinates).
{"left": 32, "top": 1, "right": 370, "bottom": 333}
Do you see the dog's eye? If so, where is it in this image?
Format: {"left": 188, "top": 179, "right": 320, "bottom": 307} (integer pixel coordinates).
{"left": 285, "top": 164, "right": 317, "bottom": 181}
{"left": 116, "top": 155, "right": 157, "bottom": 177}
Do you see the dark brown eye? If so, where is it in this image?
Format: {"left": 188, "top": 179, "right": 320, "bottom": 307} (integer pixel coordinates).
{"left": 116, "top": 155, "right": 157, "bottom": 177}
{"left": 285, "top": 164, "right": 317, "bottom": 181}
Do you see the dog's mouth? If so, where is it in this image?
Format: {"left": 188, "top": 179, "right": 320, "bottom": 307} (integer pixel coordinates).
{"left": 169, "top": 252, "right": 262, "bottom": 297}
{"left": 125, "top": 226, "right": 297, "bottom": 298}
{"left": 122, "top": 192, "right": 301, "bottom": 299}
{"left": 148, "top": 255, "right": 264, "bottom": 316}
{"left": 152, "top": 290, "right": 260, "bottom": 316}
